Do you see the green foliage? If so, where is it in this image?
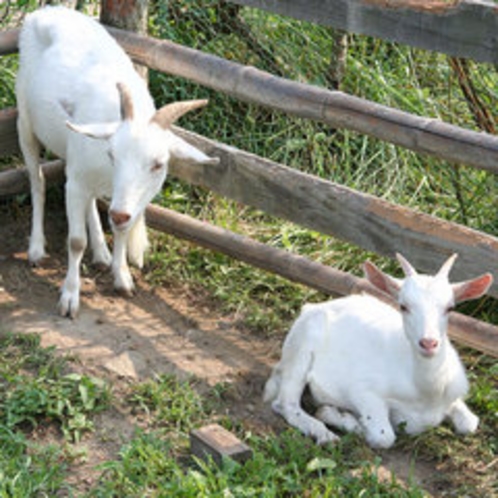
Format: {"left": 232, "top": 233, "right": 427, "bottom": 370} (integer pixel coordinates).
{"left": 89, "top": 429, "right": 426, "bottom": 497}
{"left": 129, "top": 374, "right": 208, "bottom": 433}
{"left": 0, "top": 427, "right": 69, "bottom": 497}
{"left": 0, "top": 332, "right": 110, "bottom": 442}
{"left": 0, "top": 332, "right": 109, "bottom": 494}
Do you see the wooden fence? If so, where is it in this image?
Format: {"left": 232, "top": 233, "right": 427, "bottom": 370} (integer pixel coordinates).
{"left": 0, "top": 0, "right": 497, "bottom": 356}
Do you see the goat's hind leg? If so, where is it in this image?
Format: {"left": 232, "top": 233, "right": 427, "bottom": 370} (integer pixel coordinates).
{"left": 272, "top": 369, "right": 340, "bottom": 445}
{"left": 18, "top": 115, "right": 46, "bottom": 264}
{"left": 269, "top": 324, "right": 339, "bottom": 445}
{"left": 87, "top": 199, "right": 112, "bottom": 268}
{"left": 316, "top": 405, "right": 362, "bottom": 434}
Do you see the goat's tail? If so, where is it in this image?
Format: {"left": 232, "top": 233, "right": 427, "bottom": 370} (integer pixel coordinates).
{"left": 263, "top": 365, "right": 282, "bottom": 403}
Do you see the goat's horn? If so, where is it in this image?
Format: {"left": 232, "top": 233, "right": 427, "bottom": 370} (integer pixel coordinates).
{"left": 117, "top": 82, "right": 134, "bottom": 121}
{"left": 437, "top": 253, "right": 458, "bottom": 280}
{"left": 396, "top": 253, "right": 417, "bottom": 277}
{"left": 151, "top": 99, "right": 208, "bottom": 129}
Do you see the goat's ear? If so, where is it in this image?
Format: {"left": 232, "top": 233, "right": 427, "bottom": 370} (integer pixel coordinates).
{"left": 364, "top": 261, "right": 401, "bottom": 299}
{"left": 452, "top": 273, "right": 493, "bottom": 303}
{"left": 66, "top": 120, "right": 120, "bottom": 140}
{"left": 169, "top": 134, "right": 219, "bottom": 165}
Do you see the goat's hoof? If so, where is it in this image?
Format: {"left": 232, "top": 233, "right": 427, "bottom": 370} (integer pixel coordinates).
{"left": 93, "top": 261, "right": 111, "bottom": 272}
{"left": 58, "top": 298, "right": 79, "bottom": 319}
{"left": 92, "top": 249, "right": 112, "bottom": 268}
{"left": 455, "top": 413, "right": 479, "bottom": 435}
{"left": 365, "top": 431, "right": 396, "bottom": 449}
{"left": 28, "top": 252, "right": 48, "bottom": 267}
{"left": 315, "top": 431, "right": 340, "bottom": 446}
{"left": 115, "top": 286, "right": 135, "bottom": 298}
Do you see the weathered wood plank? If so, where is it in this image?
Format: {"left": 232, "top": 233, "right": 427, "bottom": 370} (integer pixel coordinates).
{"left": 3, "top": 27, "right": 498, "bottom": 174}
{"left": 0, "top": 29, "right": 18, "bottom": 56}
{"left": 0, "top": 160, "right": 64, "bottom": 197}
{"left": 0, "top": 108, "right": 19, "bottom": 158}
{"left": 169, "top": 127, "right": 498, "bottom": 298}
{"left": 4, "top": 1, "right": 498, "bottom": 63}
{"left": 108, "top": 27, "right": 498, "bottom": 175}
{"left": 0, "top": 163, "right": 496, "bottom": 356}
{"left": 229, "top": 0, "right": 498, "bottom": 64}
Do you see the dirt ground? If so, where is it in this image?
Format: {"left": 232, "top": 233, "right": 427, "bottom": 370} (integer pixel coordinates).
{"left": 0, "top": 199, "right": 445, "bottom": 494}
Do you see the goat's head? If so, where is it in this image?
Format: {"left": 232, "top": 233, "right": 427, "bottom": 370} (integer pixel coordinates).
{"left": 364, "top": 254, "right": 493, "bottom": 358}
{"left": 66, "top": 83, "right": 218, "bottom": 232}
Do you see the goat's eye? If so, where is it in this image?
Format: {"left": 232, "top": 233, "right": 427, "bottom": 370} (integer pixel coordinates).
{"left": 151, "top": 161, "right": 163, "bottom": 172}
{"left": 107, "top": 150, "right": 115, "bottom": 163}
{"left": 400, "top": 304, "right": 409, "bottom": 313}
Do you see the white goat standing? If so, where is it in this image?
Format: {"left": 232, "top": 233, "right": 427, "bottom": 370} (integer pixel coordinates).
{"left": 16, "top": 6, "right": 218, "bottom": 318}
{"left": 264, "top": 254, "right": 493, "bottom": 449}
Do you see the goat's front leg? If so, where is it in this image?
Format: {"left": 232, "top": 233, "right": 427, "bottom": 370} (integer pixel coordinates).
{"left": 447, "top": 398, "right": 479, "bottom": 435}
{"left": 59, "top": 182, "right": 88, "bottom": 318}
{"left": 112, "top": 229, "right": 135, "bottom": 296}
{"left": 352, "top": 393, "right": 396, "bottom": 449}
{"left": 18, "top": 115, "right": 46, "bottom": 264}
{"left": 87, "top": 199, "right": 112, "bottom": 267}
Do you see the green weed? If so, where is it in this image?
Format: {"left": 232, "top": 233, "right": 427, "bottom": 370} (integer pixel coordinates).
{"left": 88, "top": 429, "right": 427, "bottom": 497}
{"left": 0, "top": 427, "right": 70, "bottom": 497}
{"left": 129, "top": 374, "right": 208, "bottom": 433}
{"left": 0, "top": 332, "right": 110, "bottom": 442}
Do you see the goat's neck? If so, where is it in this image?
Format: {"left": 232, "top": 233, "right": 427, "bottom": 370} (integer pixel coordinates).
{"left": 411, "top": 338, "right": 454, "bottom": 397}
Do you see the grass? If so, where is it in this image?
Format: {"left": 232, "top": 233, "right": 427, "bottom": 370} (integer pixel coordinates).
{"left": 0, "top": 332, "right": 110, "bottom": 442}
{"left": 0, "top": 329, "right": 495, "bottom": 496}
{"left": 0, "top": 1, "right": 497, "bottom": 495}
{"left": 0, "top": 332, "right": 109, "bottom": 495}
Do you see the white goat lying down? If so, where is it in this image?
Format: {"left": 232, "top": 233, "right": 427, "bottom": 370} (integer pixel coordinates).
{"left": 264, "top": 254, "right": 493, "bottom": 449}
{"left": 16, "top": 6, "right": 218, "bottom": 318}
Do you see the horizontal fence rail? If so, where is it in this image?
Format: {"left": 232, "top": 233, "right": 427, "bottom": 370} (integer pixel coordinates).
{"left": 172, "top": 128, "right": 498, "bottom": 295}
{"left": 229, "top": 0, "right": 498, "bottom": 64}
{"left": 1, "top": 163, "right": 497, "bottom": 357}
{"left": 1, "top": 28, "right": 498, "bottom": 174}
{"left": 0, "top": 108, "right": 496, "bottom": 297}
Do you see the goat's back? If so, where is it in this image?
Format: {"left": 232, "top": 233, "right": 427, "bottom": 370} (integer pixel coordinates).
{"left": 16, "top": 6, "right": 152, "bottom": 157}
{"left": 284, "top": 295, "right": 417, "bottom": 405}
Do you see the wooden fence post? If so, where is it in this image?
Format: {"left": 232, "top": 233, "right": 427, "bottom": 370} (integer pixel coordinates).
{"left": 100, "top": 0, "right": 149, "bottom": 80}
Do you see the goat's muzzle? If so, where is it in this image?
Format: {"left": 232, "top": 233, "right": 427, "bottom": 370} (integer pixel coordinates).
{"left": 419, "top": 338, "right": 439, "bottom": 357}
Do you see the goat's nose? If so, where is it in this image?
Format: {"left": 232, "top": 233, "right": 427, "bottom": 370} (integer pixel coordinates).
{"left": 419, "top": 338, "right": 439, "bottom": 353}
{"left": 109, "top": 209, "right": 131, "bottom": 226}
